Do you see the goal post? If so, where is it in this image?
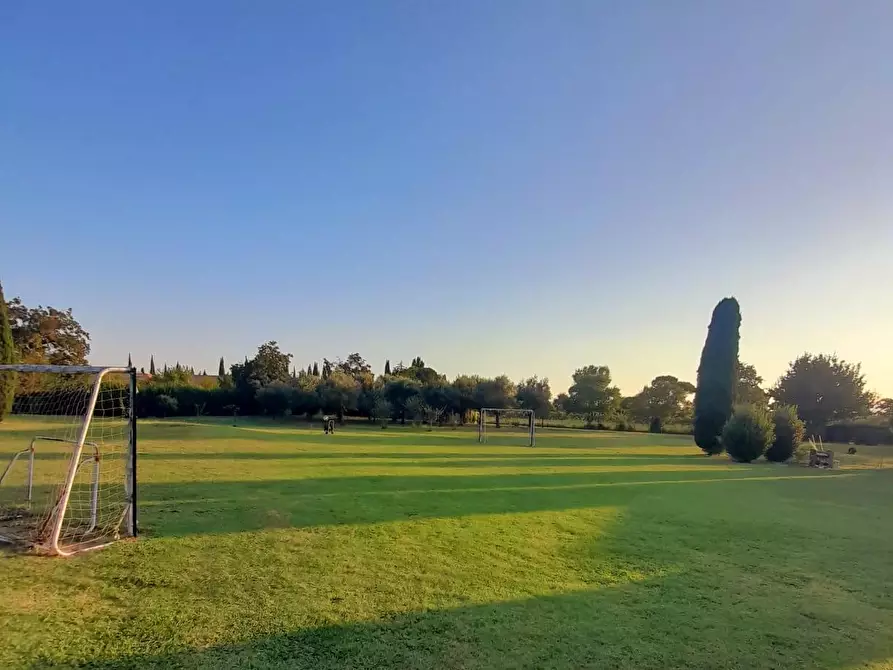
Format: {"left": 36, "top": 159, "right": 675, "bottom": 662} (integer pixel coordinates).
{"left": 478, "top": 408, "right": 535, "bottom": 447}
{"left": 0, "top": 365, "right": 137, "bottom": 556}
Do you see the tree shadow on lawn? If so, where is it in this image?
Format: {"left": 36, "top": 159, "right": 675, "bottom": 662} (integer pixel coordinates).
{"left": 67, "top": 584, "right": 893, "bottom": 670}
{"left": 138, "top": 467, "right": 859, "bottom": 538}
{"left": 54, "top": 472, "right": 893, "bottom": 670}
{"left": 138, "top": 421, "right": 694, "bottom": 446}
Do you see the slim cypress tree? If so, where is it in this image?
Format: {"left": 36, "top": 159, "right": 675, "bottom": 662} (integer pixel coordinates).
{"left": 218, "top": 357, "right": 226, "bottom": 377}
{"left": 384, "top": 359, "right": 391, "bottom": 375}
{"left": 0, "top": 282, "right": 17, "bottom": 421}
{"left": 312, "top": 362, "right": 319, "bottom": 377}
{"left": 306, "top": 364, "right": 312, "bottom": 375}
{"left": 693, "top": 297, "right": 741, "bottom": 454}
{"left": 127, "top": 353, "right": 133, "bottom": 368}
{"left": 150, "top": 355, "right": 156, "bottom": 375}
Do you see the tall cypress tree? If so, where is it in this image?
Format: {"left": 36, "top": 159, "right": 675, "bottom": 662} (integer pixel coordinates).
{"left": 384, "top": 359, "right": 391, "bottom": 375}
{"left": 312, "top": 362, "right": 319, "bottom": 377}
{"left": 0, "top": 282, "right": 17, "bottom": 421}
{"left": 218, "top": 357, "right": 226, "bottom": 377}
{"left": 693, "top": 297, "right": 741, "bottom": 454}
{"left": 150, "top": 355, "right": 156, "bottom": 375}
{"left": 306, "top": 364, "right": 312, "bottom": 375}
{"left": 127, "top": 353, "right": 133, "bottom": 368}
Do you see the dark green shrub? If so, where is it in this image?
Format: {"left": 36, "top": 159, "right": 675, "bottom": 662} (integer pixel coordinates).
{"left": 649, "top": 416, "right": 663, "bottom": 433}
{"left": 722, "top": 404, "right": 774, "bottom": 463}
{"left": 157, "top": 394, "right": 179, "bottom": 417}
{"left": 766, "top": 405, "right": 804, "bottom": 462}
{"left": 615, "top": 420, "right": 627, "bottom": 431}
{"left": 256, "top": 382, "right": 295, "bottom": 416}
{"left": 824, "top": 421, "right": 893, "bottom": 446}
{"left": 693, "top": 298, "right": 741, "bottom": 454}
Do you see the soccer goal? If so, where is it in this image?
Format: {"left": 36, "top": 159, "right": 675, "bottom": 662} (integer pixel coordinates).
{"left": 0, "top": 365, "right": 137, "bottom": 556}
{"left": 478, "top": 408, "right": 535, "bottom": 447}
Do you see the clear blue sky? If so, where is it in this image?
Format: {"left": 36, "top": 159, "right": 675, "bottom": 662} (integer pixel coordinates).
{"left": 2, "top": 1, "right": 891, "bottom": 396}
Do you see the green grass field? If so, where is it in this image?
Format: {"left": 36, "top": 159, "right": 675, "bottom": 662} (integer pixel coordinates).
{"left": 1, "top": 418, "right": 892, "bottom": 669}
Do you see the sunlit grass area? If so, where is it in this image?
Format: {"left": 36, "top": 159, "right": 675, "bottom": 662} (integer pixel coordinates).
{"left": 1, "top": 418, "right": 892, "bottom": 668}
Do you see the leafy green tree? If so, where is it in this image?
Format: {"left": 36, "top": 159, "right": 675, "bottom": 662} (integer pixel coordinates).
{"left": 404, "top": 395, "right": 426, "bottom": 423}
{"left": 6, "top": 297, "right": 90, "bottom": 365}
{"left": 473, "top": 376, "right": 517, "bottom": 425}
{"left": 384, "top": 360, "right": 391, "bottom": 375}
{"left": 236, "top": 342, "right": 292, "bottom": 388}
{"left": 735, "top": 361, "right": 767, "bottom": 407}
{"left": 384, "top": 376, "right": 422, "bottom": 425}
{"left": 722, "top": 404, "right": 774, "bottom": 463}
{"left": 337, "top": 353, "right": 372, "bottom": 383}
{"left": 766, "top": 405, "right": 805, "bottom": 462}
{"left": 874, "top": 398, "right": 893, "bottom": 428}
{"left": 151, "top": 365, "right": 192, "bottom": 385}
{"left": 150, "top": 355, "right": 156, "bottom": 375}
{"left": 633, "top": 375, "right": 695, "bottom": 426}
{"left": 321, "top": 359, "right": 333, "bottom": 380}
{"left": 371, "top": 395, "right": 392, "bottom": 427}
{"left": 0, "top": 282, "right": 17, "bottom": 421}
{"left": 316, "top": 370, "right": 360, "bottom": 422}
{"left": 771, "top": 353, "right": 872, "bottom": 433}
{"left": 694, "top": 297, "right": 741, "bottom": 454}
{"left": 451, "top": 374, "right": 482, "bottom": 423}
{"left": 392, "top": 357, "right": 442, "bottom": 385}
{"left": 516, "top": 376, "right": 552, "bottom": 421}
{"left": 256, "top": 382, "right": 295, "bottom": 417}
{"left": 422, "top": 384, "right": 457, "bottom": 416}
{"left": 566, "top": 366, "right": 621, "bottom": 426}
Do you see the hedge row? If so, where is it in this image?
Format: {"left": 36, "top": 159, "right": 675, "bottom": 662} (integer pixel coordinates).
{"left": 823, "top": 422, "right": 893, "bottom": 446}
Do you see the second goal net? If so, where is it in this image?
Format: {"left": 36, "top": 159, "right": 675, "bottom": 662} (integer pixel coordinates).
{"left": 0, "top": 365, "right": 137, "bottom": 556}
{"left": 478, "top": 408, "right": 535, "bottom": 447}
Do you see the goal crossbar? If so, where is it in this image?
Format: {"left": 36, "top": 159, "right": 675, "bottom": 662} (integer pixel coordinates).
{"left": 478, "top": 408, "right": 535, "bottom": 447}
{"left": 0, "top": 364, "right": 137, "bottom": 555}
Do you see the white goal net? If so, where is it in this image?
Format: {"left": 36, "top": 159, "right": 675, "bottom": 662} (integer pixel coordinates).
{"left": 0, "top": 365, "right": 136, "bottom": 555}
{"left": 478, "top": 408, "right": 535, "bottom": 447}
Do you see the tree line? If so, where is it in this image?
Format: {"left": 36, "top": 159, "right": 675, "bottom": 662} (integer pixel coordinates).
{"left": 1, "top": 288, "right": 891, "bottom": 445}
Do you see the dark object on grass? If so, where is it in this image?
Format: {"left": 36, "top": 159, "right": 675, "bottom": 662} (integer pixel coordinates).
{"left": 649, "top": 417, "right": 663, "bottom": 434}
{"left": 847, "top": 446, "right": 857, "bottom": 455}
{"left": 808, "top": 447, "right": 834, "bottom": 468}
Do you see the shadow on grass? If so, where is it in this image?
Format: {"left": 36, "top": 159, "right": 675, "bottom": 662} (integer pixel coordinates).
{"left": 62, "top": 583, "right": 893, "bottom": 670}
{"left": 47, "top": 473, "right": 893, "bottom": 670}
{"left": 139, "top": 467, "right": 858, "bottom": 538}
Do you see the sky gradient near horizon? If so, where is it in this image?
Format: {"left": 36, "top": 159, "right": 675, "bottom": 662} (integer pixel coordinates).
{"left": 2, "top": 1, "right": 891, "bottom": 397}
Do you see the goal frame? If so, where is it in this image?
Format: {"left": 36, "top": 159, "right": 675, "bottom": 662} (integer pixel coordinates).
{"left": 0, "top": 364, "right": 138, "bottom": 555}
{"left": 478, "top": 408, "right": 535, "bottom": 447}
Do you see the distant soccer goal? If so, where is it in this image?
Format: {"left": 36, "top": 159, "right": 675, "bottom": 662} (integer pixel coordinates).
{"left": 478, "top": 408, "right": 535, "bottom": 447}
{"left": 0, "top": 365, "right": 137, "bottom": 556}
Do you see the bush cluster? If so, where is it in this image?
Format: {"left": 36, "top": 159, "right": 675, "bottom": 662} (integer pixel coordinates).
{"left": 766, "top": 405, "right": 805, "bottom": 462}
{"left": 722, "top": 404, "right": 775, "bottom": 463}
